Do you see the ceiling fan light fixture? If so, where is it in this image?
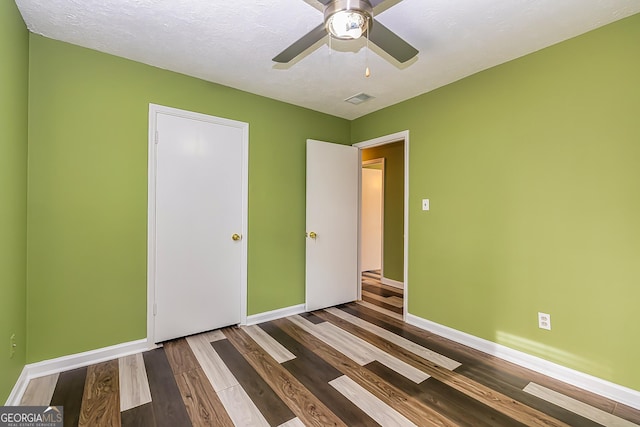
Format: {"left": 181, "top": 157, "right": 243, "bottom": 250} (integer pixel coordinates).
{"left": 324, "top": 0, "right": 373, "bottom": 40}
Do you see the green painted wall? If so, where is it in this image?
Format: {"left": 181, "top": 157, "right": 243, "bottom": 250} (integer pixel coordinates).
{"left": 362, "top": 142, "right": 404, "bottom": 282}
{"left": 0, "top": 0, "right": 29, "bottom": 402}
{"left": 352, "top": 14, "right": 640, "bottom": 390}
{"left": 27, "top": 35, "right": 349, "bottom": 363}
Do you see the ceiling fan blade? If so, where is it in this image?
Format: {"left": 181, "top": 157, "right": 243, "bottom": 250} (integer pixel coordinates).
{"left": 369, "top": 0, "right": 386, "bottom": 7}
{"left": 369, "top": 19, "right": 418, "bottom": 63}
{"left": 272, "top": 23, "right": 327, "bottom": 63}
{"left": 315, "top": 0, "right": 333, "bottom": 4}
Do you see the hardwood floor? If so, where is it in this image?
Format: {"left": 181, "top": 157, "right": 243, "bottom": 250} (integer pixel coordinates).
{"left": 361, "top": 270, "right": 404, "bottom": 318}
{"left": 20, "top": 301, "right": 640, "bottom": 426}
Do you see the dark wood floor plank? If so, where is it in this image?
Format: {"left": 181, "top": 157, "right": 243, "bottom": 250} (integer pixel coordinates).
{"left": 614, "top": 403, "right": 640, "bottom": 424}
{"left": 345, "top": 302, "right": 580, "bottom": 422}
{"left": 260, "top": 322, "right": 379, "bottom": 426}
{"left": 164, "top": 338, "right": 233, "bottom": 427}
{"left": 344, "top": 302, "right": 411, "bottom": 331}
{"left": 361, "top": 293, "right": 404, "bottom": 314}
{"left": 121, "top": 402, "right": 156, "bottom": 427}
{"left": 258, "top": 322, "right": 342, "bottom": 384}
{"left": 31, "top": 297, "right": 640, "bottom": 427}
{"left": 315, "top": 309, "right": 572, "bottom": 427}
{"left": 341, "top": 303, "right": 624, "bottom": 420}
{"left": 174, "top": 368, "right": 234, "bottom": 427}
{"left": 50, "top": 366, "right": 88, "bottom": 427}
{"left": 143, "top": 348, "right": 192, "bottom": 427}
{"left": 362, "top": 283, "right": 404, "bottom": 298}
{"left": 222, "top": 326, "right": 348, "bottom": 427}
{"left": 272, "top": 317, "right": 460, "bottom": 427}
{"left": 79, "top": 359, "right": 121, "bottom": 427}
{"left": 343, "top": 304, "right": 550, "bottom": 391}
{"left": 163, "top": 337, "right": 234, "bottom": 426}
{"left": 299, "top": 311, "right": 326, "bottom": 324}
{"left": 343, "top": 304, "right": 549, "bottom": 390}
{"left": 212, "top": 338, "right": 295, "bottom": 426}
{"left": 366, "top": 360, "right": 526, "bottom": 427}
{"left": 456, "top": 367, "right": 605, "bottom": 427}
{"left": 164, "top": 338, "right": 200, "bottom": 375}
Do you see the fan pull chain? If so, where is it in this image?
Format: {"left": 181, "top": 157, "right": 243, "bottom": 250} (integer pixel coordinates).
{"left": 365, "top": 20, "right": 371, "bottom": 78}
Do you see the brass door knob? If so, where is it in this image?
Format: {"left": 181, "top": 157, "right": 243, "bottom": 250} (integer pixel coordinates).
{"left": 308, "top": 231, "right": 317, "bottom": 239}
{"left": 232, "top": 233, "right": 242, "bottom": 241}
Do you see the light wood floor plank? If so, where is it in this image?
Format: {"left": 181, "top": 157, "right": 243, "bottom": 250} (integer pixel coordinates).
{"left": 524, "top": 382, "right": 640, "bottom": 427}
{"left": 325, "top": 307, "right": 461, "bottom": 371}
{"left": 273, "top": 318, "right": 459, "bottom": 427}
{"left": 330, "top": 375, "right": 418, "bottom": 427}
{"left": 357, "top": 300, "right": 404, "bottom": 320}
{"left": 315, "top": 321, "right": 430, "bottom": 384}
{"left": 223, "top": 326, "right": 348, "bottom": 427}
{"left": 118, "top": 353, "right": 152, "bottom": 412}
{"left": 262, "top": 323, "right": 380, "bottom": 426}
{"left": 291, "top": 313, "right": 429, "bottom": 384}
{"left": 23, "top": 299, "right": 640, "bottom": 426}
{"left": 20, "top": 373, "right": 59, "bottom": 406}
{"left": 213, "top": 338, "right": 296, "bottom": 426}
{"left": 243, "top": 324, "right": 296, "bottom": 363}
{"left": 218, "top": 384, "right": 270, "bottom": 427}
{"left": 323, "top": 310, "right": 571, "bottom": 427}
{"left": 278, "top": 417, "right": 306, "bottom": 427}
{"left": 289, "top": 314, "right": 375, "bottom": 364}
{"left": 79, "top": 359, "right": 121, "bottom": 427}
{"left": 386, "top": 295, "right": 405, "bottom": 307}
{"left": 186, "top": 333, "right": 238, "bottom": 392}
{"left": 203, "top": 330, "right": 226, "bottom": 342}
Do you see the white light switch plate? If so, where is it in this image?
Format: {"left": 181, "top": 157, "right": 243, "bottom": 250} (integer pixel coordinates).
{"left": 422, "top": 199, "right": 430, "bottom": 211}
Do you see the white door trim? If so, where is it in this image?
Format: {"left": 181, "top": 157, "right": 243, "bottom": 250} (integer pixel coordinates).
{"left": 147, "top": 103, "right": 248, "bottom": 346}
{"left": 361, "top": 158, "right": 385, "bottom": 275}
{"left": 353, "top": 130, "right": 409, "bottom": 321}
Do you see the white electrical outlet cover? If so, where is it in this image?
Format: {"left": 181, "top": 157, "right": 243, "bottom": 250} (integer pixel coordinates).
{"left": 538, "top": 312, "right": 551, "bottom": 330}
{"left": 422, "top": 199, "right": 430, "bottom": 211}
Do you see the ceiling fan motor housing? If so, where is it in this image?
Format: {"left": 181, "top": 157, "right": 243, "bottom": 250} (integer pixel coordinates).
{"left": 324, "top": 0, "right": 374, "bottom": 40}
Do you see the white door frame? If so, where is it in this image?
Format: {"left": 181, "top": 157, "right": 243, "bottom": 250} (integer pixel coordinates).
{"left": 353, "top": 130, "right": 409, "bottom": 320}
{"left": 146, "top": 103, "right": 249, "bottom": 346}
{"left": 361, "top": 158, "right": 385, "bottom": 274}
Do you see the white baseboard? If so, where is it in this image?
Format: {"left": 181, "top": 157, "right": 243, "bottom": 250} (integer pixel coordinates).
{"left": 7, "top": 304, "right": 306, "bottom": 405}
{"left": 245, "top": 304, "right": 306, "bottom": 326}
{"left": 5, "top": 367, "right": 29, "bottom": 406}
{"left": 381, "top": 277, "right": 404, "bottom": 289}
{"left": 406, "top": 313, "right": 640, "bottom": 411}
{"left": 6, "top": 338, "right": 151, "bottom": 406}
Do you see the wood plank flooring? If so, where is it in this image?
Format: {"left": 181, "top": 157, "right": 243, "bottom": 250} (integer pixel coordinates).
{"left": 361, "top": 270, "right": 404, "bottom": 318}
{"left": 19, "top": 300, "right": 640, "bottom": 426}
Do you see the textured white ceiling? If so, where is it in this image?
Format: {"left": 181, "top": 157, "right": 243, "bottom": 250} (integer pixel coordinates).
{"left": 15, "top": 0, "right": 640, "bottom": 119}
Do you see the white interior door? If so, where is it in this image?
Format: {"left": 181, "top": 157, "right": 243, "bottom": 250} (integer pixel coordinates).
{"left": 361, "top": 166, "right": 383, "bottom": 271}
{"left": 306, "top": 139, "right": 359, "bottom": 311}
{"left": 152, "top": 107, "right": 247, "bottom": 343}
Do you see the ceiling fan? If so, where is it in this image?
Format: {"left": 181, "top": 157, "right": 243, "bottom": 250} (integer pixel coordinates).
{"left": 273, "top": 0, "right": 418, "bottom": 64}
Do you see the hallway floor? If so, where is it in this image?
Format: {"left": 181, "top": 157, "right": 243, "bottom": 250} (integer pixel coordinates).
{"left": 361, "top": 270, "right": 404, "bottom": 319}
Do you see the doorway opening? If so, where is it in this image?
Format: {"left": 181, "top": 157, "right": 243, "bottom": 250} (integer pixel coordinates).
{"left": 356, "top": 133, "right": 407, "bottom": 319}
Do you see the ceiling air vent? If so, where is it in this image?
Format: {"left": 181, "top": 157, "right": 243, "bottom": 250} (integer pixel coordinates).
{"left": 344, "top": 92, "right": 374, "bottom": 105}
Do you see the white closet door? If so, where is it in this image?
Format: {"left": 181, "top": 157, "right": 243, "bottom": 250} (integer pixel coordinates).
{"left": 153, "top": 109, "right": 246, "bottom": 343}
